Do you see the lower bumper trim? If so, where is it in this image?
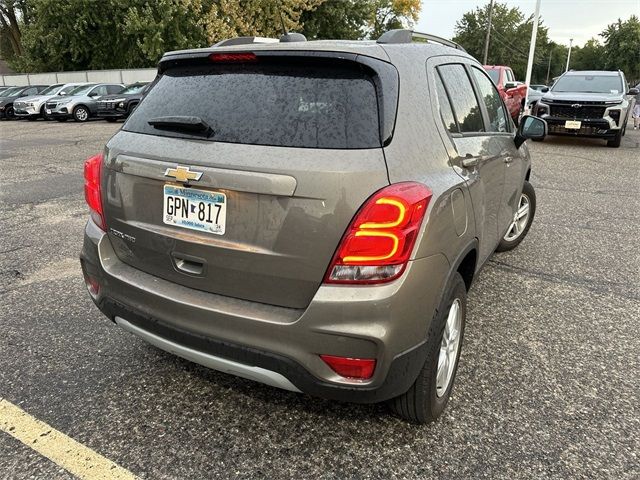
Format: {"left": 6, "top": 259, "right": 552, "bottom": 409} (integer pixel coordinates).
{"left": 115, "top": 316, "right": 302, "bottom": 393}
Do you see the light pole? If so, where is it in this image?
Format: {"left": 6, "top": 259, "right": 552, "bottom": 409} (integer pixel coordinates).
{"left": 483, "top": 0, "right": 495, "bottom": 65}
{"left": 523, "top": 0, "right": 542, "bottom": 113}
{"left": 565, "top": 38, "right": 573, "bottom": 72}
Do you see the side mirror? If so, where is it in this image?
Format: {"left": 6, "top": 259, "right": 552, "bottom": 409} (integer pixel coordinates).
{"left": 515, "top": 115, "right": 547, "bottom": 149}
{"left": 88, "top": 92, "right": 98, "bottom": 97}
{"left": 504, "top": 81, "right": 518, "bottom": 90}
{"left": 58, "top": 91, "right": 66, "bottom": 95}
{"left": 628, "top": 88, "right": 639, "bottom": 95}
{"left": 541, "top": 86, "right": 549, "bottom": 93}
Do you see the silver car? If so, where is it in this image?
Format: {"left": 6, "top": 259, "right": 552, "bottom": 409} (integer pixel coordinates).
{"left": 80, "top": 30, "right": 547, "bottom": 424}
{"left": 14, "top": 83, "right": 89, "bottom": 120}
{"left": 46, "top": 83, "right": 125, "bottom": 122}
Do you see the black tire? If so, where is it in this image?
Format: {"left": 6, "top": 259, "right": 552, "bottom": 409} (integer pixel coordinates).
{"left": 105, "top": 118, "right": 118, "bottom": 123}
{"left": 388, "top": 272, "right": 467, "bottom": 424}
{"left": 5, "top": 105, "right": 15, "bottom": 119}
{"left": 40, "top": 104, "right": 50, "bottom": 121}
{"left": 73, "top": 105, "right": 90, "bottom": 122}
{"left": 607, "top": 130, "right": 622, "bottom": 148}
{"left": 55, "top": 118, "right": 68, "bottom": 122}
{"left": 496, "top": 180, "right": 536, "bottom": 252}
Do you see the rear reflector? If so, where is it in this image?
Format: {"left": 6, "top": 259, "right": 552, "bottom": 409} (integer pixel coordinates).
{"left": 324, "top": 182, "right": 432, "bottom": 284}
{"left": 84, "top": 153, "right": 105, "bottom": 231}
{"left": 209, "top": 52, "right": 257, "bottom": 63}
{"left": 320, "top": 355, "right": 376, "bottom": 380}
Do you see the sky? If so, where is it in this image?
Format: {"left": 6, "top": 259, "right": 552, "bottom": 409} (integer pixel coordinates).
{"left": 416, "top": 0, "right": 640, "bottom": 46}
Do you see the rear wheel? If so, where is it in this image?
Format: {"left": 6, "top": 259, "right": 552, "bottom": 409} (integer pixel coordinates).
{"left": 388, "top": 272, "right": 467, "bottom": 424}
{"left": 73, "top": 105, "right": 89, "bottom": 122}
{"left": 496, "top": 181, "right": 536, "bottom": 252}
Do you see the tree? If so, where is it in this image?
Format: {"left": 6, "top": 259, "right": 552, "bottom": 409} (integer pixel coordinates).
{"left": 0, "top": 0, "right": 27, "bottom": 57}
{"left": 600, "top": 15, "right": 640, "bottom": 83}
{"left": 301, "top": 0, "right": 420, "bottom": 40}
{"left": 453, "top": 2, "right": 563, "bottom": 84}
{"left": 570, "top": 38, "right": 606, "bottom": 72}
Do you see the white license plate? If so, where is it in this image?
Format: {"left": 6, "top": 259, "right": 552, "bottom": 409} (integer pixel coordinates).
{"left": 163, "top": 185, "right": 226, "bottom": 235}
{"left": 46, "top": 109, "right": 51, "bottom": 114}
{"left": 565, "top": 120, "right": 582, "bottom": 130}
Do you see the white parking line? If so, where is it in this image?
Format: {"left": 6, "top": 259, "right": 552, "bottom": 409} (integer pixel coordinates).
{"left": 0, "top": 398, "right": 138, "bottom": 480}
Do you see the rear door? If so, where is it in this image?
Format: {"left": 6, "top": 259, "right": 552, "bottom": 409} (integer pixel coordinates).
{"left": 432, "top": 62, "right": 506, "bottom": 264}
{"left": 103, "top": 55, "right": 396, "bottom": 309}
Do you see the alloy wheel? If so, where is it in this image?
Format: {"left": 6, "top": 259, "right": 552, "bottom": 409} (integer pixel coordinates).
{"left": 504, "top": 193, "right": 531, "bottom": 242}
{"left": 436, "top": 298, "right": 462, "bottom": 397}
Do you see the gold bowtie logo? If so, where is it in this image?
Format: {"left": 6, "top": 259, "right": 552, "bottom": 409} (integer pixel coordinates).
{"left": 164, "top": 165, "right": 203, "bottom": 183}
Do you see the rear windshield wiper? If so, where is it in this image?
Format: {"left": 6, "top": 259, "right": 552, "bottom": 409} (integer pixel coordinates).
{"left": 148, "top": 116, "right": 214, "bottom": 137}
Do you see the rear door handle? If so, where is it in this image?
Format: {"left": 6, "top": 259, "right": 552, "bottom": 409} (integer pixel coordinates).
{"left": 460, "top": 155, "right": 490, "bottom": 168}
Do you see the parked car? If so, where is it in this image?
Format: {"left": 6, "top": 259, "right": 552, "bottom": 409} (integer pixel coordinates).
{"left": 534, "top": 70, "right": 637, "bottom": 147}
{"left": 526, "top": 86, "right": 545, "bottom": 109}
{"left": 0, "top": 85, "right": 16, "bottom": 95}
{"left": 96, "top": 82, "right": 150, "bottom": 121}
{"left": 484, "top": 65, "right": 528, "bottom": 124}
{"left": 14, "top": 82, "right": 89, "bottom": 120}
{"left": 46, "top": 83, "right": 125, "bottom": 122}
{"left": 0, "top": 85, "right": 49, "bottom": 120}
{"left": 80, "top": 29, "right": 546, "bottom": 424}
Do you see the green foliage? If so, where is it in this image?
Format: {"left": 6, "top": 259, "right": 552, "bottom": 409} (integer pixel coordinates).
{"left": 300, "top": 0, "right": 420, "bottom": 40}
{"left": 600, "top": 15, "right": 640, "bottom": 82}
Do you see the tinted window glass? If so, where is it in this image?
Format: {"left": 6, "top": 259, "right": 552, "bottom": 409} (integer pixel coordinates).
{"left": 434, "top": 72, "right": 458, "bottom": 133}
{"left": 124, "top": 62, "right": 381, "bottom": 149}
{"left": 91, "top": 85, "right": 109, "bottom": 96}
{"left": 471, "top": 67, "right": 509, "bottom": 133}
{"left": 438, "top": 65, "right": 484, "bottom": 133}
{"left": 486, "top": 69, "right": 500, "bottom": 84}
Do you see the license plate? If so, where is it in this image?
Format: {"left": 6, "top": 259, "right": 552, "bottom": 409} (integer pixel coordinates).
{"left": 163, "top": 185, "right": 226, "bottom": 235}
{"left": 46, "top": 109, "right": 51, "bottom": 114}
{"left": 565, "top": 120, "right": 582, "bottom": 130}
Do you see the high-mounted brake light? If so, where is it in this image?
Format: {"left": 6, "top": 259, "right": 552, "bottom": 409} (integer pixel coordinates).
{"left": 84, "top": 153, "right": 105, "bottom": 231}
{"left": 209, "top": 52, "right": 258, "bottom": 63}
{"left": 320, "top": 355, "right": 376, "bottom": 380}
{"left": 324, "top": 182, "right": 432, "bottom": 284}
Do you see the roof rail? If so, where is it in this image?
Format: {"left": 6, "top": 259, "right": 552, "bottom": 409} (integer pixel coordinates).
{"left": 377, "top": 29, "right": 466, "bottom": 52}
{"left": 213, "top": 33, "right": 307, "bottom": 48}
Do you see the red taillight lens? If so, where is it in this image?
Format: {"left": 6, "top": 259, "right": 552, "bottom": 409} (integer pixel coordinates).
{"left": 84, "top": 153, "right": 105, "bottom": 231}
{"left": 209, "top": 52, "right": 257, "bottom": 62}
{"left": 320, "top": 355, "right": 376, "bottom": 380}
{"left": 324, "top": 182, "right": 432, "bottom": 284}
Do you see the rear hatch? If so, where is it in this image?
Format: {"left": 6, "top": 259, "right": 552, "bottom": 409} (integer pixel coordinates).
{"left": 103, "top": 51, "right": 398, "bottom": 309}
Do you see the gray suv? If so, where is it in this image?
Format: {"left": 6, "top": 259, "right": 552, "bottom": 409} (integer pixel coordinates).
{"left": 80, "top": 30, "right": 546, "bottom": 423}
{"left": 534, "top": 70, "right": 638, "bottom": 147}
{"left": 46, "top": 83, "right": 125, "bottom": 122}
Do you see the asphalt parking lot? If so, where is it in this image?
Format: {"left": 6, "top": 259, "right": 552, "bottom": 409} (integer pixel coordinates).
{"left": 1, "top": 119, "right": 639, "bottom": 479}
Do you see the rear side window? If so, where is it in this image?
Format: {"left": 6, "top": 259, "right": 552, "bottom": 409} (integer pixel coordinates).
{"left": 438, "top": 64, "right": 484, "bottom": 133}
{"left": 124, "top": 61, "right": 382, "bottom": 149}
{"left": 471, "top": 67, "right": 509, "bottom": 133}
{"left": 434, "top": 73, "right": 457, "bottom": 133}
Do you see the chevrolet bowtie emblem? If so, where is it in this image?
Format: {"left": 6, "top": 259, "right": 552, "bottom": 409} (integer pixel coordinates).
{"left": 164, "top": 165, "right": 203, "bottom": 183}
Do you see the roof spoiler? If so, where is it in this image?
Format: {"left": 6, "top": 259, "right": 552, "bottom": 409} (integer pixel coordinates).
{"left": 213, "top": 33, "right": 306, "bottom": 48}
{"left": 377, "top": 29, "right": 466, "bottom": 52}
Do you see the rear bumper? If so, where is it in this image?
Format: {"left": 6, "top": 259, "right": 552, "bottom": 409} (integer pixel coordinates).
{"left": 80, "top": 219, "right": 449, "bottom": 403}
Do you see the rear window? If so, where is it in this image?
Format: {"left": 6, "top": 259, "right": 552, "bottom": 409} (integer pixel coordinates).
{"left": 124, "top": 61, "right": 382, "bottom": 149}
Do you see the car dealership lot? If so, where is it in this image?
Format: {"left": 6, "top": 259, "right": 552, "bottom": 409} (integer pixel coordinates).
{"left": 1, "top": 120, "right": 638, "bottom": 479}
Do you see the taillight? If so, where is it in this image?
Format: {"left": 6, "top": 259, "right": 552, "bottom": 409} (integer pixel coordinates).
{"left": 320, "top": 355, "right": 376, "bottom": 380}
{"left": 324, "top": 182, "right": 432, "bottom": 284}
{"left": 84, "top": 153, "right": 105, "bottom": 231}
{"left": 209, "top": 52, "right": 257, "bottom": 62}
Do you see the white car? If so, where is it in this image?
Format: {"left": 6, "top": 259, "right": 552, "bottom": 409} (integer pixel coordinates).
{"left": 13, "top": 82, "right": 89, "bottom": 120}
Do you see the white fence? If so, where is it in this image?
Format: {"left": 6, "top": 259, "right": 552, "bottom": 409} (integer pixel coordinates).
{"left": 0, "top": 68, "right": 157, "bottom": 86}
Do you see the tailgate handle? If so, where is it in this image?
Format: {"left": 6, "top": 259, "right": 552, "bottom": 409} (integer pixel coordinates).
{"left": 172, "top": 253, "right": 206, "bottom": 276}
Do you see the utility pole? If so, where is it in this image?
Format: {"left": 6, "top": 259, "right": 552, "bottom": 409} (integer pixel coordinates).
{"left": 523, "top": 0, "right": 542, "bottom": 112}
{"left": 565, "top": 38, "right": 573, "bottom": 72}
{"left": 546, "top": 51, "right": 552, "bottom": 84}
{"left": 483, "top": 0, "right": 495, "bottom": 65}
